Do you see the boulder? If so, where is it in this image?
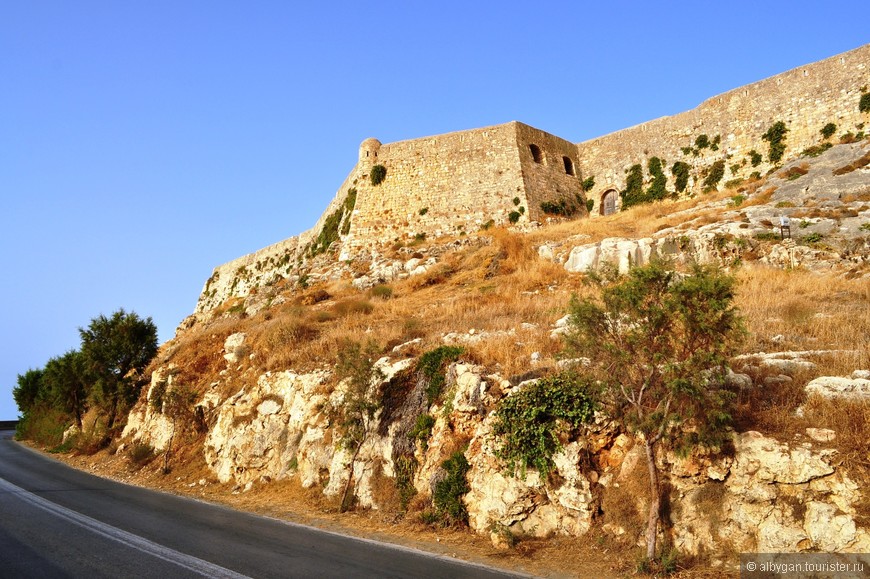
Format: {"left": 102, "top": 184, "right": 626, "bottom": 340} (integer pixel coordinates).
{"left": 806, "top": 376, "right": 870, "bottom": 400}
{"left": 223, "top": 333, "right": 249, "bottom": 364}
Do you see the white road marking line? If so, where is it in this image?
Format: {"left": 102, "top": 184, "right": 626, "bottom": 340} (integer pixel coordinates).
{"left": 0, "top": 476, "right": 251, "bottom": 579}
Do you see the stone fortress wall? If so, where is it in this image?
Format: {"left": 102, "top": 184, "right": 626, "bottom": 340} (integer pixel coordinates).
{"left": 345, "top": 121, "right": 585, "bottom": 247}
{"left": 194, "top": 43, "right": 869, "bottom": 315}
{"left": 580, "top": 44, "right": 870, "bottom": 214}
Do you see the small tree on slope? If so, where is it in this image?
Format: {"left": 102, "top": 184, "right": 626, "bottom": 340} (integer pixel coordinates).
{"left": 563, "top": 261, "right": 744, "bottom": 563}
{"left": 330, "top": 340, "right": 384, "bottom": 512}
{"left": 79, "top": 309, "right": 158, "bottom": 429}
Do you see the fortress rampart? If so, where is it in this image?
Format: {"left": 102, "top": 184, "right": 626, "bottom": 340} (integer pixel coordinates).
{"left": 345, "top": 121, "right": 584, "bottom": 246}
{"left": 579, "top": 44, "right": 869, "bottom": 213}
{"left": 193, "top": 44, "right": 869, "bottom": 315}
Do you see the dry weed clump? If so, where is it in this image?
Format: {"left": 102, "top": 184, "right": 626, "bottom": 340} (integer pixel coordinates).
{"left": 741, "top": 186, "right": 777, "bottom": 208}
{"left": 331, "top": 298, "right": 374, "bottom": 318}
{"left": 600, "top": 456, "right": 647, "bottom": 543}
{"left": 802, "top": 397, "right": 870, "bottom": 521}
{"left": 841, "top": 190, "right": 870, "bottom": 204}
{"left": 833, "top": 151, "right": 870, "bottom": 176}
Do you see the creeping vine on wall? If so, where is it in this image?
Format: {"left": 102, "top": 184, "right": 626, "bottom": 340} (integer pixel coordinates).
{"left": 671, "top": 161, "right": 690, "bottom": 193}
{"left": 619, "top": 164, "right": 645, "bottom": 209}
{"left": 702, "top": 160, "right": 726, "bottom": 192}
{"left": 762, "top": 121, "right": 789, "bottom": 164}
{"left": 820, "top": 123, "right": 837, "bottom": 139}
{"left": 370, "top": 164, "right": 387, "bottom": 186}
{"left": 646, "top": 157, "right": 669, "bottom": 201}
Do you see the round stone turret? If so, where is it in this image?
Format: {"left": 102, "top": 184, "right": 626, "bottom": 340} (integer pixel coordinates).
{"left": 359, "top": 138, "right": 382, "bottom": 164}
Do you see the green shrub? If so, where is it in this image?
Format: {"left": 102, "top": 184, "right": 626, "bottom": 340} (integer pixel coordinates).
{"left": 581, "top": 176, "right": 596, "bottom": 192}
{"left": 859, "top": 223, "right": 870, "bottom": 232}
{"left": 749, "top": 150, "right": 763, "bottom": 167}
{"left": 724, "top": 178, "right": 744, "bottom": 190}
{"left": 540, "top": 194, "right": 585, "bottom": 217}
{"left": 671, "top": 161, "right": 691, "bottom": 193}
{"left": 695, "top": 134, "right": 710, "bottom": 149}
{"left": 585, "top": 198, "right": 595, "bottom": 213}
{"left": 508, "top": 211, "right": 521, "bottom": 224}
{"left": 730, "top": 194, "right": 745, "bottom": 206}
{"left": 821, "top": 123, "right": 837, "bottom": 139}
{"left": 15, "top": 404, "right": 69, "bottom": 447}
{"left": 512, "top": 197, "right": 521, "bottom": 206}
{"left": 702, "top": 160, "right": 726, "bottom": 191}
{"left": 491, "top": 372, "right": 595, "bottom": 476}
{"left": 418, "top": 346, "right": 464, "bottom": 405}
{"left": 802, "top": 232, "right": 823, "bottom": 244}
{"left": 762, "top": 121, "right": 789, "bottom": 163}
{"left": 370, "top": 164, "right": 387, "bottom": 186}
{"left": 860, "top": 92, "right": 870, "bottom": 114}
{"left": 418, "top": 207, "right": 428, "bottom": 216}
{"left": 432, "top": 450, "right": 471, "bottom": 525}
{"left": 802, "top": 142, "right": 833, "bottom": 158}
{"left": 409, "top": 413, "right": 436, "bottom": 450}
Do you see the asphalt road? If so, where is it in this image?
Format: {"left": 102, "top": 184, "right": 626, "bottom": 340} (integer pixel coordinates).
{"left": 0, "top": 429, "right": 525, "bottom": 578}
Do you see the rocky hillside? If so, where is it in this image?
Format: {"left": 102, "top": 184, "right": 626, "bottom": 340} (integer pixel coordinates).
{"left": 117, "top": 138, "right": 870, "bottom": 570}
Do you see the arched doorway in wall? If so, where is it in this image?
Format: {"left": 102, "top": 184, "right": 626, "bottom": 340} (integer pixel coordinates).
{"left": 600, "top": 190, "right": 617, "bottom": 216}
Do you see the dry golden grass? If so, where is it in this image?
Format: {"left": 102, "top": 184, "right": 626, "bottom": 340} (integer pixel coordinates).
{"left": 735, "top": 265, "right": 870, "bottom": 367}
{"left": 803, "top": 397, "right": 870, "bottom": 522}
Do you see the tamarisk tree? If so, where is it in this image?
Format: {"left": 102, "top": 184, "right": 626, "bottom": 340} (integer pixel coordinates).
{"left": 564, "top": 261, "right": 743, "bottom": 562}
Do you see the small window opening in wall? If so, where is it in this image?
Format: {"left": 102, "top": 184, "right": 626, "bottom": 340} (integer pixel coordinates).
{"left": 563, "top": 156, "right": 575, "bottom": 175}
{"left": 529, "top": 144, "right": 543, "bottom": 164}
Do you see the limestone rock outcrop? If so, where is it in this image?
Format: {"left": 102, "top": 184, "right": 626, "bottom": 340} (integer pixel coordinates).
{"left": 122, "top": 366, "right": 181, "bottom": 451}
{"left": 121, "top": 359, "right": 869, "bottom": 559}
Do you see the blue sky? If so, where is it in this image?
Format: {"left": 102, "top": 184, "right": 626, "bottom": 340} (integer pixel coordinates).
{"left": 1, "top": 1, "right": 867, "bottom": 420}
